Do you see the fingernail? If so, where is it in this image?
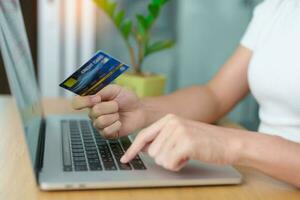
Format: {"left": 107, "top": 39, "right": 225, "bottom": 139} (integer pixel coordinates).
{"left": 120, "top": 155, "right": 127, "bottom": 163}
{"left": 91, "top": 95, "right": 100, "bottom": 103}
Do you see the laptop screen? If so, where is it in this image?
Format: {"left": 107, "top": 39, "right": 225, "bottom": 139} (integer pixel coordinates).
{"left": 0, "top": 1, "right": 43, "bottom": 170}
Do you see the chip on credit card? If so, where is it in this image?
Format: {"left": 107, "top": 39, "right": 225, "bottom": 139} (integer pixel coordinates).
{"left": 59, "top": 51, "right": 129, "bottom": 96}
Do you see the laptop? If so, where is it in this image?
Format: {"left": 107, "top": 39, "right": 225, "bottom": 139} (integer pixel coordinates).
{"left": 0, "top": 0, "right": 242, "bottom": 190}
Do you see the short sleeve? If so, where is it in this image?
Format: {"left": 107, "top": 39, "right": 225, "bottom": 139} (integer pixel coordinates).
{"left": 241, "top": 1, "right": 270, "bottom": 51}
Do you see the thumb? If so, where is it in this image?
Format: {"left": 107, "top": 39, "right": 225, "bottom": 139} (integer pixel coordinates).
{"left": 72, "top": 94, "right": 101, "bottom": 110}
{"left": 97, "top": 84, "right": 122, "bottom": 101}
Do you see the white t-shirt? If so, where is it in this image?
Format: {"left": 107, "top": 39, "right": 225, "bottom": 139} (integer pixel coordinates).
{"left": 241, "top": 0, "right": 300, "bottom": 143}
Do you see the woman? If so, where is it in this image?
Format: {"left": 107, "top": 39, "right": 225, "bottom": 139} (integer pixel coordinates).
{"left": 72, "top": 0, "right": 300, "bottom": 187}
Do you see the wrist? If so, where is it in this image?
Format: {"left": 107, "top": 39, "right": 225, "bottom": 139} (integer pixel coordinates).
{"left": 226, "top": 129, "right": 252, "bottom": 165}
{"left": 234, "top": 131, "right": 284, "bottom": 168}
{"left": 136, "top": 100, "right": 148, "bottom": 130}
{"left": 231, "top": 130, "right": 272, "bottom": 167}
{"left": 138, "top": 97, "right": 167, "bottom": 128}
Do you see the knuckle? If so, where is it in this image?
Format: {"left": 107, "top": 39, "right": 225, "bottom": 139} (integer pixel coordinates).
{"left": 185, "top": 131, "right": 193, "bottom": 141}
{"left": 166, "top": 119, "right": 178, "bottom": 129}
{"left": 165, "top": 162, "right": 176, "bottom": 171}
{"left": 182, "top": 139, "right": 192, "bottom": 154}
{"left": 174, "top": 117, "right": 183, "bottom": 126}
{"left": 177, "top": 127, "right": 184, "bottom": 134}
{"left": 102, "top": 127, "right": 111, "bottom": 137}
{"left": 165, "top": 114, "right": 182, "bottom": 127}
{"left": 93, "top": 120, "right": 102, "bottom": 130}
{"left": 147, "top": 145, "right": 156, "bottom": 157}
{"left": 91, "top": 105, "right": 99, "bottom": 115}
{"left": 93, "top": 122, "right": 100, "bottom": 131}
{"left": 154, "top": 157, "right": 162, "bottom": 166}
{"left": 176, "top": 122, "right": 186, "bottom": 132}
{"left": 166, "top": 113, "right": 176, "bottom": 120}
{"left": 112, "top": 101, "right": 119, "bottom": 111}
{"left": 98, "top": 116, "right": 107, "bottom": 125}
{"left": 168, "top": 115, "right": 182, "bottom": 126}
{"left": 103, "top": 126, "right": 111, "bottom": 134}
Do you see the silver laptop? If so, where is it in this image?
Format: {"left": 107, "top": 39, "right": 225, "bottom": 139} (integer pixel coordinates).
{"left": 0, "top": 0, "right": 242, "bottom": 190}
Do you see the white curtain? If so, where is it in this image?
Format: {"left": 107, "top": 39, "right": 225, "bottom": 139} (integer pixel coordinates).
{"left": 38, "top": 0, "right": 96, "bottom": 97}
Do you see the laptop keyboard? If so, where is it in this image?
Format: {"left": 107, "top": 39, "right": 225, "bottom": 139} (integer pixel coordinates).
{"left": 61, "top": 120, "right": 146, "bottom": 172}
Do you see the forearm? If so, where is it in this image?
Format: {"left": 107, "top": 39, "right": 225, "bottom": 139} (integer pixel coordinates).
{"left": 140, "top": 85, "right": 223, "bottom": 127}
{"left": 139, "top": 46, "right": 251, "bottom": 128}
{"left": 235, "top": 131, "right": 300, "bottom": 188}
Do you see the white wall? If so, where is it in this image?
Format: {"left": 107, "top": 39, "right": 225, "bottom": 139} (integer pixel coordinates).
{"left": 38, "top": 0, "right": 96, "bottom": 97}
{"left": 176, "top": 0, "right": 261, "bottom": 128}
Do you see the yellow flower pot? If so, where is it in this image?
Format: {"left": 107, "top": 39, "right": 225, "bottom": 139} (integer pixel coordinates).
{"left": 115, "top": 73, "right": 166, "bottom": 97}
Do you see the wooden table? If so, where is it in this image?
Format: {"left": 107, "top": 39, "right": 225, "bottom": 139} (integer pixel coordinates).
{"left": 0, "top": 96, "right": 299, "bottom": 200}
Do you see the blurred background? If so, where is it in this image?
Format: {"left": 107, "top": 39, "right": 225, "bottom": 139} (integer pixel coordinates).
{"left": 0, "top": 0, "right": 262, "bottom": 130}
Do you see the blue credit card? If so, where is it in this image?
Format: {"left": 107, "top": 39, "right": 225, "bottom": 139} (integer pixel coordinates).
{"left": 59, "top": 51, "right": 129, "bottom": 96}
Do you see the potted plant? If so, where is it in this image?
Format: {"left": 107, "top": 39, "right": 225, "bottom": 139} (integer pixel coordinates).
{"left": 94, "top": 0, "right": 175, "bottom": 97}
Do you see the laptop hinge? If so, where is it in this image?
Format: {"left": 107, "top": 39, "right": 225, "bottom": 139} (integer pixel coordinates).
{"left": 35, "top": 118, "right": 46, "bottom": 180}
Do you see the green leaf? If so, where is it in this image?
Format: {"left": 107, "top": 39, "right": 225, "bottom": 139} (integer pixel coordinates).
{"left": 148, "top": 4, "right": 160, "bottom": 18}
{"left": 136, "top": 15, "right": 148, "bottom": 29}
{"left": 94, "top": 0, "right": 107, "bottom": 8}
{"left": 136, "top": 14, "right": 148, "bottom": 36}
{"left": 145, "top": 40, "right": 175, "bottom": 56}
{"left": 94, "top": 0, "right": 109, "bottom": 12}
{"left": 114, "top": 10, "right": 125, "bottom": 27}
{"left": 146, "top": 14, "right": 154, "bottom": 27}
{"left": 94, "top": 0, "right": 116, "bottom": 17}
{"left": 107, "top": 1, "right": 117, "bottom": 16}
{"left": 94, "top": 0, "right": 130, "bottom": 40}
{"left": 151, "top": 0, "right": 169, "bottom": 6}
{"left": 120, "top": 20, "right": 132, "bottom": 39}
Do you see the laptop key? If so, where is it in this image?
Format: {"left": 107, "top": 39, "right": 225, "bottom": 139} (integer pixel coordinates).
{"left": 73, "top": 152, "right": 85, "bottom": 157}
{"left": 119, "top": 137, "right": 146, "bottom": 170}
{"left": 85, "top": 143, "right": 96, "bottom": 148}
{"left": 120, "top": 136, "right": 131, "bottom": 150}
{"left": 84, "top": 140, "right": 94, "bottom": 144}
{"left": 109, "top": 141, "right": 132, "bottom": 170}
{"left": 131, "top": 157, "right": 147, "bottom": 170}
{"left": 89, "top": 164, "right": 102, "bottom": 171}
{"left": 72, "top": 144, "right": 83, "bottom": 149}
{"left": 86, "top": 149, "right": 97, "bottom": 153}
{"left": 119, "top": 163, "right": 132, "bottom": 170}
{"left": 73, "top": 156, "right": 85, "bottom": 161}
{"left": 72, "top": 149, "right": 84, "bottom": 154}
{"left": 74, "top": 161, "right": 87, "bottom": 166}
{"left": 61, "top": 121, "right": 72, "bottom": 172}
{"left": 63, "top": 119, "right": 141, "bottom": 172}
{"left": 97, "top": 143, "right": 117, "bottom": 170}
{"left": 102, "top": 161, "right": 117, "bottom": 170}
{"left": 75, "top": 165, "right": 88, "bottom": 171}
{"left": 88, "top": 158, "right": 100, "bottom": 163}
{"left": 104, "top": 164, "right": 117, "bottom": 171}
{"left": 71, "top": 141, "right": 83, "bottom": 145}
{"left": 87, "top": 154, "right": 99, "bottom": 160}
{"left": 64, "top": 166, "right": 73, "bottom": 171}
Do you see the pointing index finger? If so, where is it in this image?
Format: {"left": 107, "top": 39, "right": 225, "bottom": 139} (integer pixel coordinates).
{"left": 120, "top": 114, "right": 173, "bottom": 163}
